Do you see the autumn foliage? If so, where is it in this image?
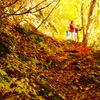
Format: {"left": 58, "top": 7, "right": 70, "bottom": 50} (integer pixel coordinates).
{"left": 0, "top": 19, "right": 100, "bottom": 100}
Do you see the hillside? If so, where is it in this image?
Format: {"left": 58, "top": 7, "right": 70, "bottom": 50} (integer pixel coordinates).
{"left": 0, "top": 21, "right": 100, "bottom": 100}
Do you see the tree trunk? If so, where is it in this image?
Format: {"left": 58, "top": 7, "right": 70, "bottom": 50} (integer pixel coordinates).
{"left": 82, "top": 0, "right": 96, "bottom": 46}
{"left": 81, "top": 0, "right": 86, "bottom": 44}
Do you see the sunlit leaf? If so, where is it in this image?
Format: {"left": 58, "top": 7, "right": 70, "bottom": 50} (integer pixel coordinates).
{"left": 0, "top": 69, "right": 7, "bottom": 76}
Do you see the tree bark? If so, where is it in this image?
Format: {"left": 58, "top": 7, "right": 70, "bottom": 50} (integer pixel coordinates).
{"left": 81, "top": 0, "right": 85, "bottom": 43}
{"left": 82, "top": 0, "right": 96, "bottom": 46}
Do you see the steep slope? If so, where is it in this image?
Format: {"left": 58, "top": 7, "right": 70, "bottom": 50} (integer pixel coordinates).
{"left": 0, "top": 21, "right": 100, "bottom": 100}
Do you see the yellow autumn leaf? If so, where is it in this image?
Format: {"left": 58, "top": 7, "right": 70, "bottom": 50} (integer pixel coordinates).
{"left": 37, "top": 96, "right": 44, "bottom": 100}
{"left": 48, "top": 92, "right": 53, "bottom": 96}
{"left": 21, "top": 78, "right": 25, "bottom": 83}
{"left": 0, "top": 69, "right": 7, "bottom": 76}
{"left": 85, "top": 87, "right": 89, "bottom": 90}
{"left": 24, "top": 51, "right": 26, "bottom": 54}
{"left": 72, "top": 85, "right": 78, "bottom": 90}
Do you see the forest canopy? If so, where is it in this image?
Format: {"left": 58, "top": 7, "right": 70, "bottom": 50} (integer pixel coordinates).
{"left": 0, "top": 0, "right": 100, "bottom": 49}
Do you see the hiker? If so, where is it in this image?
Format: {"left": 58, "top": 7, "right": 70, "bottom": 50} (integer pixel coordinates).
{"left": 66, "top": 30, "right": 70, "bottom": 39}
{"left": 75, "top": 25, "right": 82, "bottom": 42}
{"left": 69, "top": 21, "right": 76, "bottom": 41}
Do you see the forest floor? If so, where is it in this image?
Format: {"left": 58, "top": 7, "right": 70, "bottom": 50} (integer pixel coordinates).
{"left": 0, "top": 20, "right": 100, "bottom": 100}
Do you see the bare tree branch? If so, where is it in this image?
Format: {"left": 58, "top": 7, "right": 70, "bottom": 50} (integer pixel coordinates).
{"left": 0, "top": 0, "right": 60, "bottom": 29}
{"left": 36, "top": 0, "right": 61, "bottom": 29}
{"left": 5, "top": 0, "right": 18, "bottom": 8}
{"left": 8, "top": 0, "right": 55, "bottom": 15}
{"left": 0, "top": 0, "right": 49, "bottom": 18}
